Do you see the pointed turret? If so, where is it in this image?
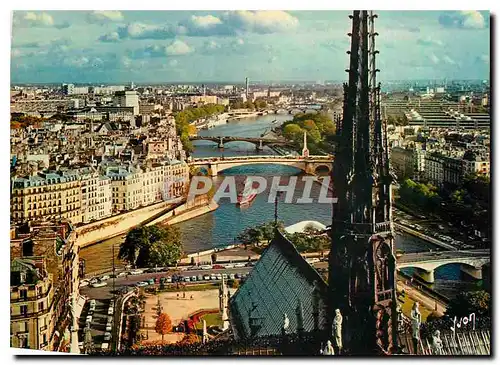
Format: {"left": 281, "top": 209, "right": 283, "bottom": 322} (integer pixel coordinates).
{"left": 302, "top": 131, "right": 309, "bottom": 158}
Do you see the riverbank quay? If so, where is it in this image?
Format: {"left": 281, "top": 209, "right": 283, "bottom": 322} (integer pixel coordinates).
{"left": 394, "top": 223, "right": 457, "bottom": 251}
{"left": 76, "top": 195, "right": 216, "bottom": 249}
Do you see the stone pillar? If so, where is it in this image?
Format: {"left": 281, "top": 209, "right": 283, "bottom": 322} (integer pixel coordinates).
{"left": 256, "top": 140, "right": 264, "bottom": 150}
{"left": 414, "top": 268, "right": 435, "bottom": 283}
{"left": 218, "top": 137, "right": 224, "bottom": 149}
{"left": 461, "top": 265, "right": 483, "bottom": 280}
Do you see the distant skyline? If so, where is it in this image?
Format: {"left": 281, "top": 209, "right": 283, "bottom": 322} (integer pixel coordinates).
{"left": 11, "top": 10, "right": 490, "bottom": 84}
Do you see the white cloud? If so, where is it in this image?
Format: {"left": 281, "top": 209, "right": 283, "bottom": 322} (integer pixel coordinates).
{"left": 130, "top": 40, "right": 192, "bottom": 59}
{"left": 64, "top": 56, "right": 90, "bottom": 68}
{"left": 87, "top": 11, "right": 124, "bottom": 24}
{"left": 477, "top": 54, "right": 489, "bottom": 64}
{"left": 166, "top": 40, "right": 192, "bottom": 55}
{"left": 460, "top": 11, "right": 485, "bottom": 29}
{"left": 204, "top": 40, "right": 220, "bottom": 50}
{"left": 17, "top": 12, "right": 54, "bottom": 27}
{"left": 121, "top": 56, "right": 132, "bottom": 68}
{"left": 439, "top": 11, "right": 486, "bottom": 29}
{"left": 99, "top": 11, "right": 298, "bottom": 42}
{"left": 442, "top": 55, "right": 456, "bottom": 65}
{"left": 417, "top": 37, "right": 443, "bottom": 47}
{"left": 99, "top": 32, "right": 120, "bottom": 43}
{"left": 188, "top": 15, "right": 222, "bottom": 29}
{"left": 222, "top": 10, "right": 299, "bottom": 34}
{"left": 429, "top": 53, "right": 440, "bottom": 64}
{"left": 168, "top": 59, "right": 178, "bottom": 67}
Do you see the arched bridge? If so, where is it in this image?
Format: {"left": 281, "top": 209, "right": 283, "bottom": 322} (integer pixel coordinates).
{"left": 397, "top": 249, "right": 490, "bottom": 283}
{"left": 189, "top": 136, "right": 293, "bottom": 150}
{"left": 189, "top": 155, "right": 333, "bottom": 176}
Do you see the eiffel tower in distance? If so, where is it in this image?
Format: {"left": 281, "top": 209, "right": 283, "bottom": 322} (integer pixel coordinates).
{"left": 328, "top": 10, "right": 399, "bottom": 355}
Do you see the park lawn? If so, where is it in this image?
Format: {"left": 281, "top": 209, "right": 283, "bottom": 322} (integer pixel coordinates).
{"left": 195, "top": 312, "right": 222, "bottom": 329}
{"left": 399, "top": 296, "right": 433, "bottom": 322}
{"left": 158, "top": 283, "right": 219, "bottom": 293}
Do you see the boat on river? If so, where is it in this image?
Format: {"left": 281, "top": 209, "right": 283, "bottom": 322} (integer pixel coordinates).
{"left": 237, "top": 181, "right": 258, "bottom": 206}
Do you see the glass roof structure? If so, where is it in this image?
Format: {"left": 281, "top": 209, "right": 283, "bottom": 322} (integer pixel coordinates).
{"left": 229, "top": 229, "right": 329, "bottom": 340}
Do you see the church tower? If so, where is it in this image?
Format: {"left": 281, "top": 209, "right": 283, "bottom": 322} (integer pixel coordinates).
{"left": 327, "top": 11, "right": 398, "bottom": 355}
{"left": 302, "top": 131, "right": 309, "bottom": 158}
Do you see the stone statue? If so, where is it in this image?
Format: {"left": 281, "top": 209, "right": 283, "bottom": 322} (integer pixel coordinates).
{"left": 321, "top": 340, "right": 335, "bottom": 355}
{"left": 202, "top": 320, "right": 209, "bottom": 344}
{"left": 431, "top": 330, "right": 443, "bottom": 355}
{"left": 333, "top": 308, "right": 343, "bottom": 353}
{"left": 410, "top": 302, "right": 422, "bottom": 353}
{"left": 283, "top": 313, "right": 290, "bottom": 332}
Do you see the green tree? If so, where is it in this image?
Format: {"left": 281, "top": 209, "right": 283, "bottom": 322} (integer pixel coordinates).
{"left": 119, "top": 225, "right": 183, "bottom": 268}
{"left": 447, "top": 290, "right": 490, "bottom": 318}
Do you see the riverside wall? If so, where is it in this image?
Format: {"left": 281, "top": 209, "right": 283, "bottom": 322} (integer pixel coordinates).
{"left": 76, "top": 195, "right": 216, "bottom": 248}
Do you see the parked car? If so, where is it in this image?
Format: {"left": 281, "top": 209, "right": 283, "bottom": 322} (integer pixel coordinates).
{"left": 136, "top": 281, "right": 148, "bottom": 287}
{"left": 200, "top": 265, "right": 212, "bottom": 270}
{"left": 79, "top": 280, "right": 89, "bottom": 288}
{"left": 203, "top": 275, "right": 210, "bottom": 281}
{"left": 89, "top": 278, "right": 99, "bottom": 284}
{"left": 117, "top": 272, "right": 127, "bottom": 278}
{"left": 229, "top": 273, "right": 235, "bottom": 280}
{"left": 108, "top": 306, "right": 114, "bottom": 315}
{"left": 105, "top": 324, "right": 112, "bottom": 332}
{"left": 91, "top": 281, "right": 107, "bottom": 288}
{"left": 165, "top": 276, "right": 172, "bottom": 283}
{"left": 234, "top": 263, "right": 246, "bottom": 268}
{"left": 216, "top": 274, "right": 222, "bottom": 280}
{"left": 101, "top": 343, "right": 109, "bottom": 351}
{"left": 210, "top": 274, "right": 217, "bottom": 281}
{"left": 184, "top": 277, "right": 191, "bottom": 282}
{"left": 197, "top": 275, "right": 203, "bottom": 281}
{"left": 224, "top": 264, "right": 235, "bottom": 269}
{"left": 191, "top": 276, "right": 197, "bottom": 282}
{"left": 104, "top": 332, "right": 112, "bottom": 342}
{"left": 89, "top": 300, "right": 96, "bottom": 312}
{"left": 100, "top": 275, "right": 110, "bottom": 281}
{"left": 212, "top": 264, "right": 224, "bottom": 270}
{"left": 234, "top": 273, "right": 241, "bottom": 279}
{"left": 86, "top": 315, "right": 92, "bottom": 324}
{"left": 129, "top": 269, "right": 144, "bottom": 275}
{"left": 222, "top": 273, "right": 228, "bottom": 279}
{"left": 147, "top": 279, "right": 155, "bottom": 285}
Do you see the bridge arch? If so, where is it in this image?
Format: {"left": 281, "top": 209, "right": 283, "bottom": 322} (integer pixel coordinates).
{"left": 189, "top": 156, "right": 334, "bottom": 177}
{"left": 314, "top": 164, "right": 331, "bottom": 174}
{"left": 398, "top": 257, "right": 490, "bottom": 283}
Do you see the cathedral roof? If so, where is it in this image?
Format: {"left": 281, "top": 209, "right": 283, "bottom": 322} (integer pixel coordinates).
{"left": 229, "top": 229, "right": 329, "bottom": 340}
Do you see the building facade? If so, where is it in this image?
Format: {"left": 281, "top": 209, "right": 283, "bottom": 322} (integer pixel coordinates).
{"left": 10, "top": 221, "right": 80, "bottom": 352}
{"left": 10, "top": 257, "right": 54, "bottom": 351}
{"left": 11, "top": 171, "right": 82, "bottom": 225}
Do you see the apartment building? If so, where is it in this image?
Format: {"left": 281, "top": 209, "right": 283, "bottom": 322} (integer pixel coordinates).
{"left": 11, "top": 170, "right": 82, "bottom": 225}
{"left": 463, "top": 150, "right": 490, "bottom": 177}
{"left": 10, "top": 257, "right": 54, "bottom": 350}
{"left": 142, "top": 163, "right": 167, "bottom": 206}
{"left": 106, "top": 165, "right": 144, "bottom": 212}
{"left": 424, "top": 153, "right": 445, "bottom": 187}
{"left": 424, "top": 152, "right": 464, "bottom": 187}
{"left": 79, "top": 167, "right": 112, "bottom": 223}
{"left": 10, "top": 221, "right": 80, "bottom": 352}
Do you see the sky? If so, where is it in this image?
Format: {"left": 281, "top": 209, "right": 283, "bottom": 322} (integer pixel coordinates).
{"left": 10, "top": 10, "right": 490, "bottom": 84}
